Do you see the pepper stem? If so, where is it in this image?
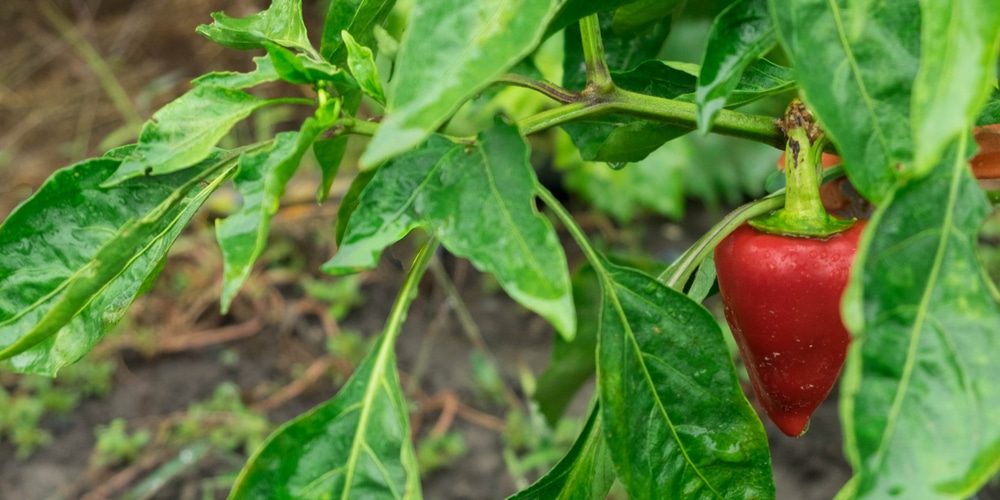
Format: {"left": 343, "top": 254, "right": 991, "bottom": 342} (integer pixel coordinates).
{"left": 749, "top": 100, "right": 855, "bottom": 238}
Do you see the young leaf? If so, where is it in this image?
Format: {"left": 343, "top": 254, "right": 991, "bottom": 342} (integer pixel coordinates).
{"left": 320, "top": 0, "right": 396, "bottom": 65}
{"left": 264, "top": 42, "right": 358, "bottom": 87}
{"left": 103, "top": 86, "right": 282, "bottom": 184}
{"left": 342, "top": 30, "right": 387, "bottom": 105}
{"left": 596, "top": 259, "right": 774, "bottom": 499}
{"left": 0, "top": 152, "right": 238, "bottom": 375}
{"left": 534, "top": 265, "right": 600, "bottom": 425}
{"left": 326, "top": 121, "right": 575, "bottom": 340}
{"left": 196, "top": 0, "right": 315, "bottom": 56}
{"left": 507, "top": 404, "right": 614, "bottom": 500}
{"left": 230, "top": 239, "right": 435, "bottom": 499}
{"left": 360, "top": 0, "right": 558, "bottom": 167}
{"left": 696, "top": 0, "right": 775, "bottom": 134}
{"left": 911, "top": 2, "right": 1000, "bottom": 176}
{"left": 216, "top": 113, "right": 333, "bottom": 312}
{"left": 839, "top": 140, "right": 1000, "bottom": 498}
{"left": 193, "top": 55, "right": 281, "bottom": 89}
{"left": 770, "top": 0, "right": 920, "bottom": 204}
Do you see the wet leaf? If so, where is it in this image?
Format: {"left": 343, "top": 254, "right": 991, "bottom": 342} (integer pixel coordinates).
{"left": 840, "top": 140, "right": 1000, "bottom": 498}
{"left": 770, "top": 0, "right": 920, "bottom": 204}
{"left": 507, "top": 405, "right": 614, "bottom": 500}
{"left": 596, "top": 258, "right": 774, "bottom": 499}
{"left": 264, "top": 42, "right": 358, "bottom": 87}
{"left": 231, "top": 241, "right": 434, "bottom": 499}
{"left": 695, "top": 0, "right": 775, "bottom": 134}
{"left": 104, "top": 86, "right": 278, "bottom": 184}
{"left": 216, "top": 113, "right": 332, "bottom": 312}
{"left": 360, "top": 0, "right": 558, "bottom": 167}
{"left": 911, "top": 2, "right": 1000, "bottom": 175}
{"left": 196, "top": 0, "right": 314, "bottom": 55}
{"left": 320, "top": 0, "right": 396, "bottom": 65}
{"left": 326, "top": 121, "right": 575, "bottom": 339}
{"left": 0, "top": 152, "right": 238, "bottom": 375}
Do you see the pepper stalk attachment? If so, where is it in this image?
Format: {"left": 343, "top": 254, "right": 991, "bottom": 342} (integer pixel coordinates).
{"left": 749, "top": 100, "right": 856, "bottom": 238}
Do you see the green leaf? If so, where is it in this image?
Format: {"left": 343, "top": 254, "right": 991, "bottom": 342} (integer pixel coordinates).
{"left": 360, "top": 0, "right": 559, "bottom": 167}
{"left": 975, "top": 86, "right": 1000, "bottom": 126}
{"left": 507, "top": 404, "right": 614, "bottom": 500}
{"left": 545, "top": 0, "right": 642, "bottom": 38}
{"left": 335, "top": 167, "right": 378, "bottom": 246}
{"left": 686, "top": 253, "right": 717, "bottom": 303}
{"left": 911, "top": 2, "right": 1000, "bottom": 175}
{"left": 565, "top": 57, "right": 791, "bottom": 163}
{"left": 839, "top": 140, "right": 1000, "bottom": 498}
{"left": 320, "top": 0, "right": 396, "bottom": 65}
{"left": 695, "top": 0, "right": 775, "bottom": 134}
{"left": 326, "top": 121, "right": 575, "bottom": 339}
{"left": 196, "top": 0, "right": 315, "bottom": 55}
{"left": 561, "top": 11, "right": 676, "bottom": 163}
{"left": 342, "top": 30, "right": 387, "bottom": 105}
{"left": 770, "top": 0, "right": 920, "bottom": 204}
{"left": 0, "top": 152, "right": 238, "bottom": 375}
{"left": 104, "top": 86, "right": 277, "bottom": 184}
{"left": 314, "top": 137, "right": 350, "bottom": 203}
{"left": 596, "top": 258, "right": 774, "bottom": 499}
{"left": 192, "top": 56, "right": 281, "bottom": 89}
{"left": 264, "top": 42, "right": 358, "bottom": 87}
{"left": 230, "top": 240, "right": 434, "bottom": 499}
{"left": 216, "top": 115, "right": 331, "bottom": 312}
{"left": 534, "top": 265, "right": 600, "bottom": 426}
{"left": 612, "top": 0, "right": 686, "bottom": 34}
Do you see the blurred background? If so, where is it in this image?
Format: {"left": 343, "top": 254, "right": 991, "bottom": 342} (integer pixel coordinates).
{"left": 0, "top": 0, "right": 997, "bottom": 498}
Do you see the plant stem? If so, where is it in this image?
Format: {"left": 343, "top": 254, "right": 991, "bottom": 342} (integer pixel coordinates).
{"left": 536, "top": 184, "right": 605, "bottom": 270}
{"left": 579, "top": 15, "right": 615, "bottom": 94}
{"left": 657, "top": 195, "right": 785, "bottom": 290}
{"left": 492, "top": 74, "right": 578, "bottom": 104}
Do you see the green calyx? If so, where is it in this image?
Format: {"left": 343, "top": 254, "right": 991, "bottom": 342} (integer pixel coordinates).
{"left": 749, "top": 100, "right": 856, "bottom": 238}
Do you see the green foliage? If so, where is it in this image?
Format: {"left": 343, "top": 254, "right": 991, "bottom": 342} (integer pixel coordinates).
{"left": 2, "top": 0, "right": 999, "bottom": 498}
{"left": 417, "top": 432, "right": 468, "bottom": 477}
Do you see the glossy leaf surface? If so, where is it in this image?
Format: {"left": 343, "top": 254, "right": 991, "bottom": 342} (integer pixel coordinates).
{"left": 265, "top": 43, "right": 357, "bottom": 86}
{"left": 597, "top": 259, "right": 774, "bottom": 499}
{"left": 342, "top": 30, "right": 387, "bottom": 105}
{"left": 320, "top": 0, "right": 396, "bottom": 65}
{"left": 216, "top": 114, "right": 331, "bottom": 312}
{"left": 911, "top": 1, "right": 1000, "bottom": 175}
{"left": 314, "top": 136, "right": 350, "bottom": 203}
{"left": 770, "top": 0, "right": 919, "bottom": 203}
{"left": 0, "top": 152, "right": 237, "bottom": 374}
{"left": 196, "top": 0, "right": 314, "bottom": 54}
{"left": 230, "top": 241, "right": 434, "bottom": 500}
{"left": 326, "top": 122, "right": 575, "bottom": 339}
{"left": 545, "top": 0, "right": 641, "bottom": 37}
{"left": 508, "top": 405, "right": 614, "bottom": 500}
{"left": 105, "top": 86, "right": 274, "bottom": 184}
{"left": 360, "top": 0, "right": 557, "bottom": 167}
{"left": 840, "top": 140, "right": 1000, "bottom": 498}
{"left": 612, "top": 0, "right": 686, "bottom": 34}
{"left": 696, "top": 0, "right": 775, "bottom": 134}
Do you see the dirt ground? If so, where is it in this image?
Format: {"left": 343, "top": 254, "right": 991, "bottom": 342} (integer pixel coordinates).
{"left": 1, "top": 1, "right": 997, "bottom": 499}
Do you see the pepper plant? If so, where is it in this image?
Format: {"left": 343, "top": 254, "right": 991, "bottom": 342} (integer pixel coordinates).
{"left": 2, "top": 0, "right": 1000, "bottom": 498}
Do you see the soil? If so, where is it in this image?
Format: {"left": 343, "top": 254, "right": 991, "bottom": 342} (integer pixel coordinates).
{"left": 0, "top": 2, "right": 997, "bottom": 500}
